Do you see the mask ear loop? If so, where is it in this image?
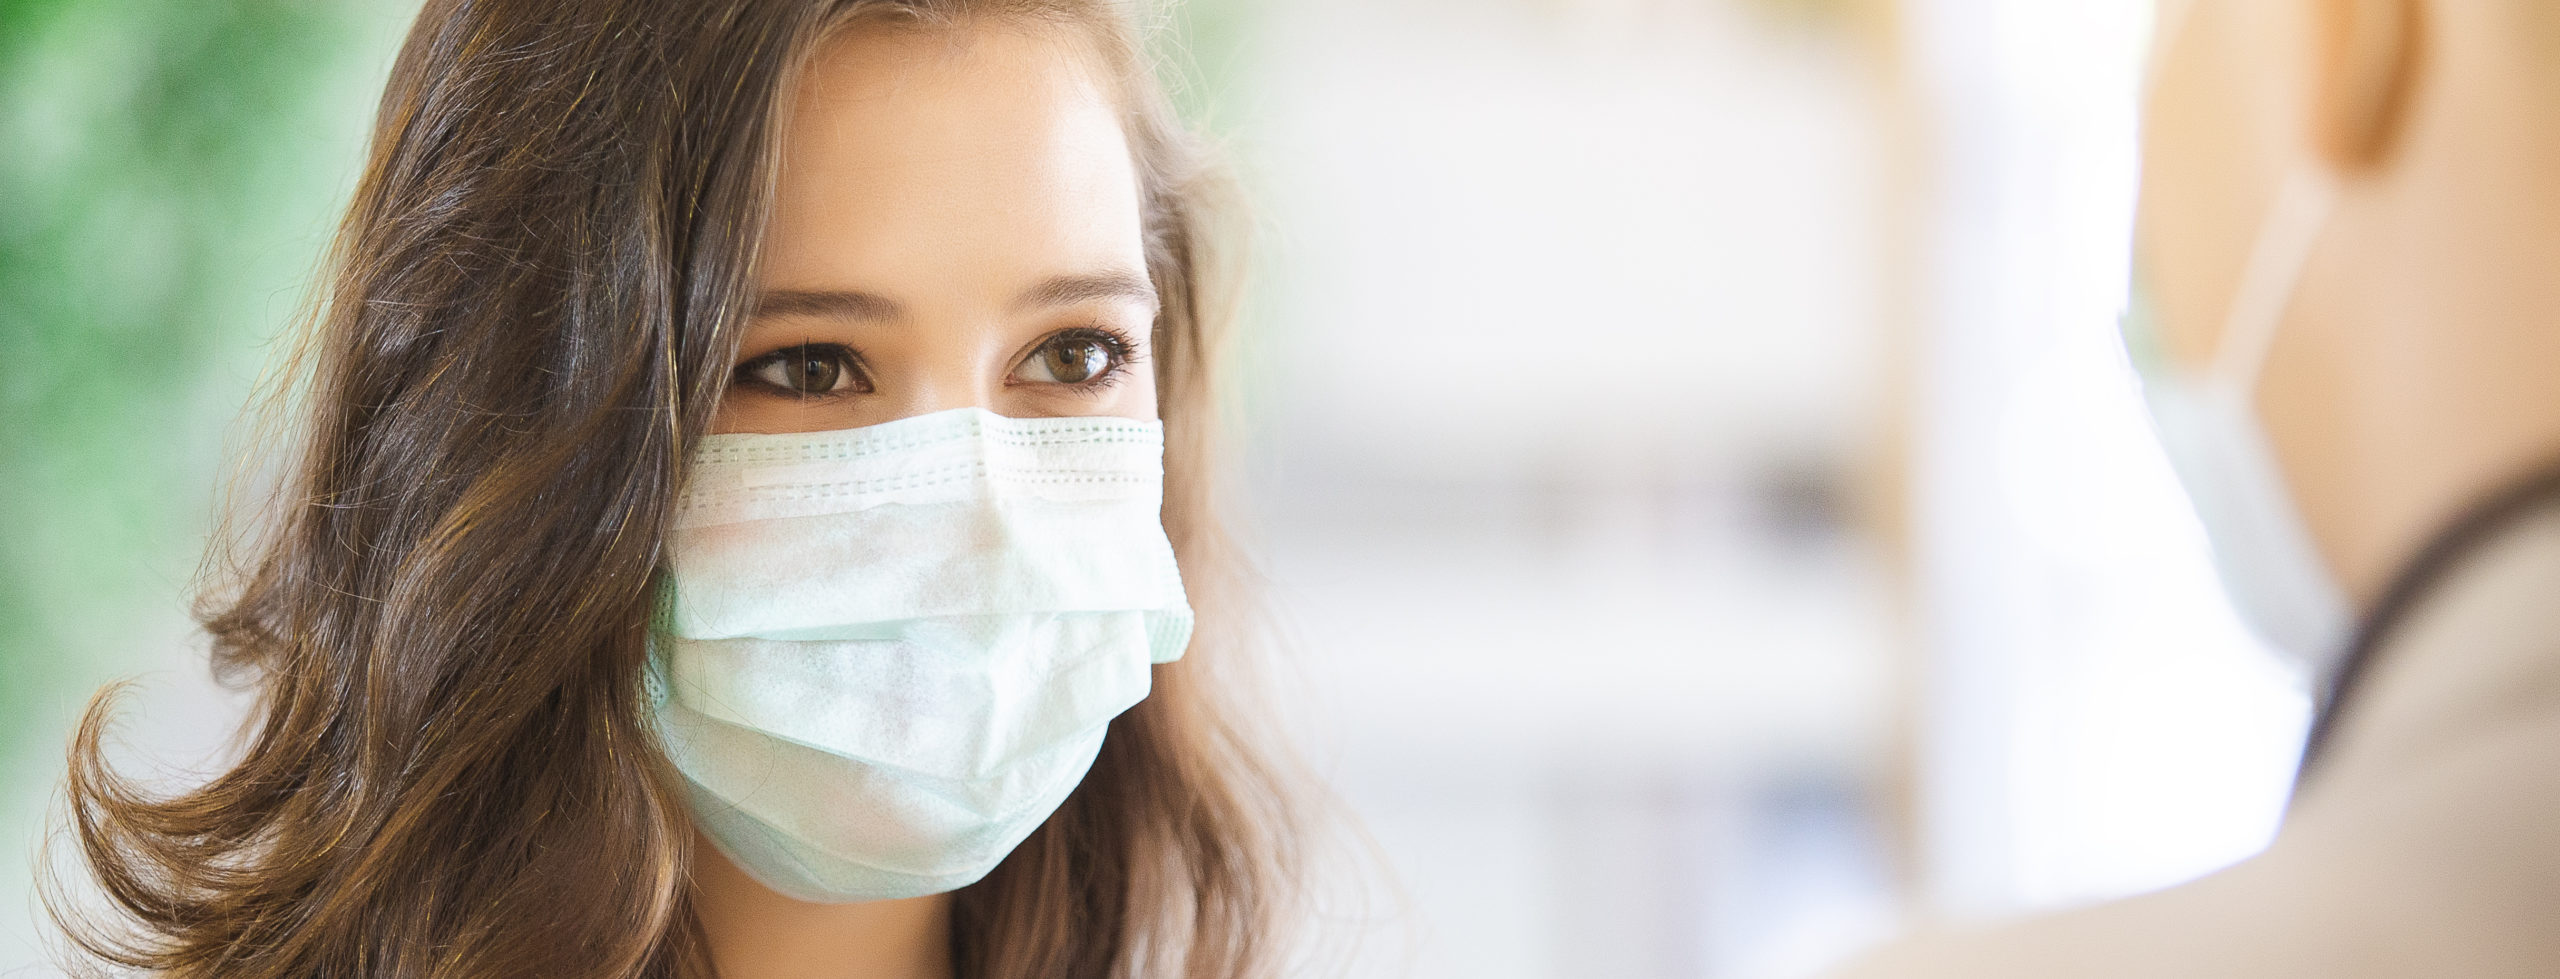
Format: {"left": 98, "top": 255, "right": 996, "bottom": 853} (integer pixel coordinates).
{"left": 2208, "top": 166, "right": 2339, "bottom": 397}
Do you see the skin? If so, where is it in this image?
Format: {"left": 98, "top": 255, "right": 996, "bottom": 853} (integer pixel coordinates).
{"left": 694, "top": 19, "right": 1156, "bottom": 979}
{"left": 714, "top": 20, "right": 1159, "bottom": 437}
{"left": 2141, "top": 0, "right": 2560, "bottom": 606}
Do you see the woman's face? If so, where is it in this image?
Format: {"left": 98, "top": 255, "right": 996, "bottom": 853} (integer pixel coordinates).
{"left": 716, "top": 22, "right": 1157, "bottom": 435}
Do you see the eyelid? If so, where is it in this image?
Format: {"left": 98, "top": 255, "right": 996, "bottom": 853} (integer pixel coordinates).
{"left": 1053, "top": 325, "right": 1141, "bottom": 359}
{"left": 736, "top": 339, "right": 858, "bottom": 365}
{"left": 1015, "top": 326, "right": 1140, "bottom": 372}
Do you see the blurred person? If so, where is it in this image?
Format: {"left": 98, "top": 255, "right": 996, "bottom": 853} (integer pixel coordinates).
{"left": 1839, "top": 0, "right": 2560, "bottom": 975}
{"left": 48, "top": 2, "right": 1312, "bottom": 978}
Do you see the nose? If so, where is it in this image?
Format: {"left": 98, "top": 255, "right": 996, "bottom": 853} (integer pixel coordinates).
{"left": 871, "top": 334, "right": 1006, "bottom": 423}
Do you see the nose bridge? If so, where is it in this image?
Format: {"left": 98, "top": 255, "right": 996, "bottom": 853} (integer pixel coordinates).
{"left": 879, "top": 311, "right": 1008, "bottom": 422}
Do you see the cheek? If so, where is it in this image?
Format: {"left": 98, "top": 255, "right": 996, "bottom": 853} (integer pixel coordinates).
{"left": 2139, "top": 15, "right": 2288, "bottom": 370}
{"left": 1073, "top": 358, "right": 1161, "bottom": 423}
{"left": 1123, "top": 366, "right": 1162, "bottom": 421}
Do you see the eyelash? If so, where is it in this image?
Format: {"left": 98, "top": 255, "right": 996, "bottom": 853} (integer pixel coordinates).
{"left": 726, "top": 326, "right": 1145, "bottom": 399}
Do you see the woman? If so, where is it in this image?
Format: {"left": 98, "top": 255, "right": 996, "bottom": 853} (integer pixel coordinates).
{"left": 55, "top": 1, "right": 1306, "bottom": 976}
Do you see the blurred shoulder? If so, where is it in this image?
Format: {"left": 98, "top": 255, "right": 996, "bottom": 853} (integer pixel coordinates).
{"left": 1819, "top": 853, "right": 2385, "bottom": 979}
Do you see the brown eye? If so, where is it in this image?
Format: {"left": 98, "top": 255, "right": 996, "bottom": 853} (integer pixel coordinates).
{"left": 738, "top": 343, "right": 865, "bottom": 396}
{"left": 1013, "top": 332, "right": 1124, "bottom": 386}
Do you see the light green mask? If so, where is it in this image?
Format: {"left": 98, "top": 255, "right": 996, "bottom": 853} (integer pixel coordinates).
{"left": 649, "top": 407, "right": 1192, "bottom": 903}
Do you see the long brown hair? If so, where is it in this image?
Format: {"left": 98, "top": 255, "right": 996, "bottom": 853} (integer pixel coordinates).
{"left": 51, "top": 1, "right": 1304, "bottom": 976}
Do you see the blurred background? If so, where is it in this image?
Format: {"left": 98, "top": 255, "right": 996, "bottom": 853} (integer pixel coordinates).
{"left": 0, "top": 0, "right": 2311, "bottom": 976}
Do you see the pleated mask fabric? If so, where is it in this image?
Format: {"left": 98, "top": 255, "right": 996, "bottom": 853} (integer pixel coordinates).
{"left": 650, "top": 407, "right": 1192, "bottom": 903}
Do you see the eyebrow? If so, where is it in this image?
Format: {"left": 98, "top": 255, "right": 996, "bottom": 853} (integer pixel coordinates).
{"left": 755, "top": 289, "right": 902, "bottom": 322}
{"left": 751, "top": 270, "right": 1159, "bottom": 323}
{"left": 1009, "top": 270, "right": 1159, "bottom": 315}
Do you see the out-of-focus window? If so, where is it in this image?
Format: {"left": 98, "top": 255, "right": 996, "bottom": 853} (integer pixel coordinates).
{"left": 1898, "top": 0, "right": 2310, "bottom": 918}
{"left": 1207, "top": 0, "right": 1905, "bottom": 975}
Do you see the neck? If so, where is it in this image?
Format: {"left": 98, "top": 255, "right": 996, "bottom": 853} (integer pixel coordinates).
{"left": 690, "top": 835, "right": 956, "bottom": 979}
{"left": 2299, "top": 486, "right": 2560, "bottom": 799}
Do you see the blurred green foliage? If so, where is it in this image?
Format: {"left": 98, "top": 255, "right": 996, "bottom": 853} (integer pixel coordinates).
{"left": 0, "top": 7, "right": 410, "bottom": 963}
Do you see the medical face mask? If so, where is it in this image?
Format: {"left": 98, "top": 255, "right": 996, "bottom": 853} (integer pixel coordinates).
{"left": 647, "top": 407, "right": 1192, "bottom": 903}
{"left": 2124, "top": 167, "right": 2353, "bottom": 669}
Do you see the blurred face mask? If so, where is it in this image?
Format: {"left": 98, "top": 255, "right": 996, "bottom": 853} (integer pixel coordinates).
{"left": 647, "top": 407, "right": 1192, "bottom": 903}
{"left": 2123, "top": 166, "right": 2352, "bottom": 669}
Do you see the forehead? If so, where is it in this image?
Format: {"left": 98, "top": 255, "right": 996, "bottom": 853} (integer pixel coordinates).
{"left": 759, "top": 21, "right": 1145, "bottom": 294}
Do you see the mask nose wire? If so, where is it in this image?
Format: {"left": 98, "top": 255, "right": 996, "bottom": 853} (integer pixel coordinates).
{"left": 2208, "top": 167, "right": 2338, "bottom": 395}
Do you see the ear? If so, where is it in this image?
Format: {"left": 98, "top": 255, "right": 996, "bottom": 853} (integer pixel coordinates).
{"left": 2308, "top": 0, "right": 2424, "bottom": 169}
